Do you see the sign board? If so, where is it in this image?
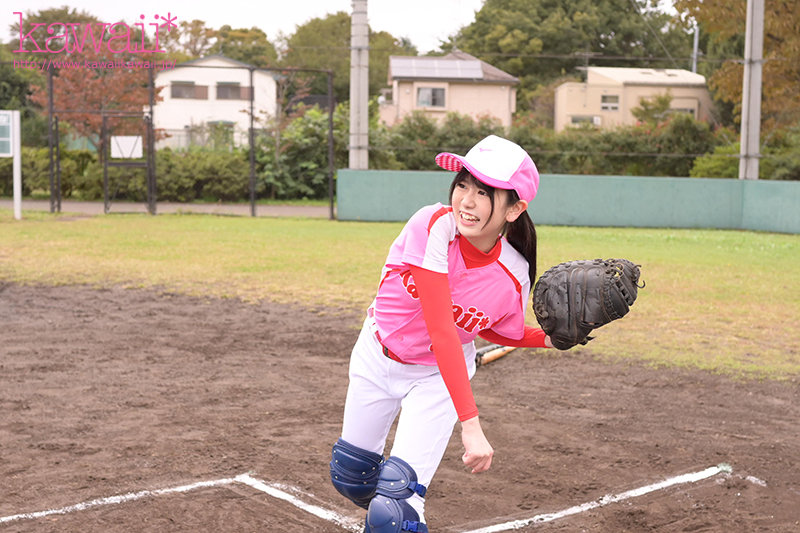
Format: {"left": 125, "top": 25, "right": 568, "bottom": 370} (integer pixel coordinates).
{"left": 2, "top": 110, "right": 21, "bottom": 219}
{"left": 110, "top": 135, "right": 143, "bottom": 159}
{"left": 0, "top": 111, "right": 12, "bottom": 157}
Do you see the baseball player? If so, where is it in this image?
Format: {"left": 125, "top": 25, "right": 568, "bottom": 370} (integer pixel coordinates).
{"left": 330, "top": 135, "right": 554, "bottom": 532}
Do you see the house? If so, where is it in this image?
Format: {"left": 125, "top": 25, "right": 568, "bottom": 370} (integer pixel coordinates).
{"left": 554, "top": 66, "right": 714, "bottom": 132}
{"left": 153, "top": 55, "right": 278, "bottom": 149}
{"left": 379, "top": 50, "right": 519, "bottom": 128}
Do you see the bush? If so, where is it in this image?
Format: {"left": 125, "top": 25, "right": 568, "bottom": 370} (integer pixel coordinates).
{"left": 762, "top": 127, "right": 800, "bottom": 180}
{"left": 690, "top": 126, "right": 800, "bottom": 180}
{"left": 690, "top": 143, "right": 739, "bottom": 178}
{"left": 384, "top": 110, "right": 440, "bottom": 170}
{"left": 256, "top": 103, "right": 352, "bottom": 200}
{"left": 0, "top": 147, "right": 93, "bottom": 197}
{"left": 157, "top": 149, "right": 250, "bottom": 202}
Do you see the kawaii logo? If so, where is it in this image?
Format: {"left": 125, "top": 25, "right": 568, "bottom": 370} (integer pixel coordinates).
{"left": 12, "top": 11, "right": 178, "bottom": 54}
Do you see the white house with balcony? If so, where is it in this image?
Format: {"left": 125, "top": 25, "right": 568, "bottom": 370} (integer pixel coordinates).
{"left": 153, "top": 55, "right": 278, "bottom": 149}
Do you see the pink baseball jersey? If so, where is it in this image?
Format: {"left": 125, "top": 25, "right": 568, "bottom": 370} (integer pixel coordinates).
{"left": 372, "top": 203, "right": 531, "bottom": 365}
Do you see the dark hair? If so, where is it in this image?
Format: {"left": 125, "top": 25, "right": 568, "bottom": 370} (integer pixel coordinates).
{"left": 449, "top": 170, "right": 538, "bottom": 292}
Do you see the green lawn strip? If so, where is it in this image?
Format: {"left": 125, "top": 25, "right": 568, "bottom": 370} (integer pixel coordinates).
{"left": 2, "top": 209, "right": 798, "bottom": 379}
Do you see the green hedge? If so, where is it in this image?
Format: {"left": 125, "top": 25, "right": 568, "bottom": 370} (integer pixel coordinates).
{"left": 0, "top": 148, "right": 251, "bottom": 202}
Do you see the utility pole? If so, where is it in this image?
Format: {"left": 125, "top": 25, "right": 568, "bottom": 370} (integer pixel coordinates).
{"left": 738, "top": 0, "right": 764, "bottom": 180}
{"left": 349, "top": 0, "right": 369, "bottom": 169}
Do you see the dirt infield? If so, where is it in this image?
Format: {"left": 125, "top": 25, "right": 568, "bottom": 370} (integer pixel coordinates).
{"left": 1, "top": 283, "right": 798, "bottom": 532}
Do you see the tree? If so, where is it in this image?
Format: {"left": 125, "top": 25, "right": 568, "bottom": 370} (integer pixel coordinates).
{"left": 280, "top": 12, "right": 351, "bottom": 101}
{"left": 0, "top": 45, "right": 48, "bottom": 145}
{"left": 210, "top": 26, "right": 278, "bottom": 67}
{"left": 29, "top": 50, "right": 161, "bottom": 154}
{"left": 631, "top": 92, "right": 674, "bottom": 125}
{"left": 674, "top": 0, "right": 800, "bottom": 134}
{"left": 450, "top": 0, "right": 694, "bottom": 109}
{"left": 281, "top": 12, "right": 415, "bottom": 102}
{"left": 159, "top": 19, "right": 217, "bottom": 62}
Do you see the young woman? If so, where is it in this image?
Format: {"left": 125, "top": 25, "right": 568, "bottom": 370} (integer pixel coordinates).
{"left": 330, "top": 135, "right": 553, "bottom": 532}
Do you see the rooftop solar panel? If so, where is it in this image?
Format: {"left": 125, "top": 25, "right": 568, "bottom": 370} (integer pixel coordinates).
{"left": 391, "top": 57, "right": 484, "bottom": 79}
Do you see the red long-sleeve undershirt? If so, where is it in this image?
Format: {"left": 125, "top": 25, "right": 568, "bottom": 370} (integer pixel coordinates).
{"left": 410, "top": 265, "right": 549, "bottom": 422}
{"left": 479, "top": 326, "right": 549, "bottom": 348}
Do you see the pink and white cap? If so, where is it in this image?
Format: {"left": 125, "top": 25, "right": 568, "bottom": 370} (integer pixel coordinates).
{"left": 435, "top": 135, "right": 539, "bottom": 203}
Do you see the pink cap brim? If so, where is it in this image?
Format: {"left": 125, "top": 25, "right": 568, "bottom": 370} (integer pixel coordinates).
{"left": 436, "top": 153, "right": 513, "bottom": 190}
{"left": 435, "top": 152, "right": 538, "bottom": 202}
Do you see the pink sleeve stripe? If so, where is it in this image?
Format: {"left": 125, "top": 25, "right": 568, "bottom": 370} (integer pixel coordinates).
{"left": 427, "top": 206, "right": 453, "bottom": 233}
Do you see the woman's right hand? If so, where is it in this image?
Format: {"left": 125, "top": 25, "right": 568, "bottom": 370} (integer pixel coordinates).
{"left": 460, "top": 416, "right": 494, "bottom": 473}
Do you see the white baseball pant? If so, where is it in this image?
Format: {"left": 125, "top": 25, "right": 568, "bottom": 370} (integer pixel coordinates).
{"left": 339, "top": 315, "right": 477, "bottom": 520}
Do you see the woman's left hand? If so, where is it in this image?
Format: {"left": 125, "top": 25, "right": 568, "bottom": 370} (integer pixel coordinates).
{"left": 460, "top": 416, "right": 494, "bottom": 473}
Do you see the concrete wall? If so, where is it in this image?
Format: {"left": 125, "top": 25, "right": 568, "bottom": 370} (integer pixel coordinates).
{"left": 337, "top": 170, "right": 800, "bottom": 234}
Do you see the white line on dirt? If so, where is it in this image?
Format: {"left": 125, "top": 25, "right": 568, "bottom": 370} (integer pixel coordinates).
{"left": 460, "top": 463, "right": 733, "bottom": 533}
{"left": 235, "top": 474, "right": 362, "bottom": 532}
{"left": 0, "top": 476, "right": 239, "bottom": 524}
{"left": 0, "top": 464, "right": 737, "bottom": 532}
{"left": 0, "top": 473, "right": 361, "bottom": 531}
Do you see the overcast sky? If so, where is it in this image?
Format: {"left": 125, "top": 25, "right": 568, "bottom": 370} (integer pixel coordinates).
{"left": 3, "top": 0, "right": 486, "bottom": 54}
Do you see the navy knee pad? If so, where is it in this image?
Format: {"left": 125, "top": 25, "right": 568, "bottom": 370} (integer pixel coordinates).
{"left": 366, "top": 456, "right": 428, "bottom": 533}
{"left": 367, "top": 497, "right": 427, "bottom": 533}
{"left": 329, "top": 438, "right": 383, "bottom": 509}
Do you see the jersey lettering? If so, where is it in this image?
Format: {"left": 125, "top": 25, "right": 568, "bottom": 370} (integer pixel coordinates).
{"left": 452, "top": 303, "right": 491, "bottom": 334}
{"left": 406, "top": 271, "right": 490, "bottom": 333}
{"left": 400, "top": 270, "right": 419, "bottom": 299}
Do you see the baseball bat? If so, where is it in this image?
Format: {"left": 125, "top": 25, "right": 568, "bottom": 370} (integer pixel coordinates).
{"left": 476, "top": 343, "right": 502, "bottom": 355}
{"left": 476, "top": 345, "right": 517, "bottom": 366}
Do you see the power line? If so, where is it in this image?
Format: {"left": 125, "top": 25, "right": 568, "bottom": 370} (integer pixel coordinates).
{"left": 280, "top": 46, "right": 757, "bottom": 64}
{"left": 627, "top": 0, "right": 680, "bottom": 69}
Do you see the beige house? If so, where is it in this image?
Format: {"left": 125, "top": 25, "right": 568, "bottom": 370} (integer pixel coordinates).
{"left": 379, "top": 51, "right": 518, "bottom": 128}
{"left": 554, "top": 66, "right": 714, "bottom": 132}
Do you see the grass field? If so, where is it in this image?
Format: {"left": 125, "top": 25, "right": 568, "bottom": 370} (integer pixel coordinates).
{"left": 2, "top": 208, "right": 798, "bottom": 380}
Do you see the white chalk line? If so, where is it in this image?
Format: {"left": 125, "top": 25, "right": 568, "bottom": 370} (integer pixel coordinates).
{"left": 235, "top": 474, "right": 362, "bottom": 532}
{"left": 460, "top": 463, "right": 734, "bottom": 533}
{"left": 0, "top": 473, "right": 361, "bottom": 531}
{"left": 0, "top": 463, "right": 751, "bottom": 532}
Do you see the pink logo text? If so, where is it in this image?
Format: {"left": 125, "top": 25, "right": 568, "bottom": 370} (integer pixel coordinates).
{"left": 12, "top": 11, "right": 177, "bottom": 54}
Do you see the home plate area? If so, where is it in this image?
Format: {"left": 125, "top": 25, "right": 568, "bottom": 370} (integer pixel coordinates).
{"left": 1, "top": 463, "right": 774, "bottom": 532}
{"left": 2, "top": 285, "right": 798, "bottom": 532}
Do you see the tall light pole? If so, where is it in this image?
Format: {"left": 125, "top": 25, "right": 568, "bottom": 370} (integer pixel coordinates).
{"left": 349, "top": 0, "right": 369, "bottom": 169}
{"left": 738, "top": 0, "right": 764, "bottom": 180}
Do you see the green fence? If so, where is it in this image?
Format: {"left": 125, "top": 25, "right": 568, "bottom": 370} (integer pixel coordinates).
{"left": 337, "top": 170, "right": 800, "bottom": 234}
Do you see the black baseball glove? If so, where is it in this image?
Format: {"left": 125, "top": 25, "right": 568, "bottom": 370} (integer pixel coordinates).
{"left": 532, "top": 258, "right": 643, "bottom": 350}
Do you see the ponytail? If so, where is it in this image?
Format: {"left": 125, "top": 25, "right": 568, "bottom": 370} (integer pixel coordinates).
{"left": 504, "top": 191, "right": 538, "bottom": 292}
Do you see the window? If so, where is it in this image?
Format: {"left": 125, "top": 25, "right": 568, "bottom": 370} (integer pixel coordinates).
{"left": 601, "top": 94, "right": 619, "bottom": 111}
{"left": 570, "top": 116, "right": 595, "bottom": 125}
{"left": 417, "top": 87, "right": 445, "bottom": 108}
{"left": 216, "top": 82, "right": 252, "bottom": 100}
{"left": 670, "top": 108, "right": 696, "bottom": 118}
{"left": 206, "top": 121, "right": 235, "bottom": 150}
{"left": 171, "top": 82, "right": 208, "bottom": 99}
